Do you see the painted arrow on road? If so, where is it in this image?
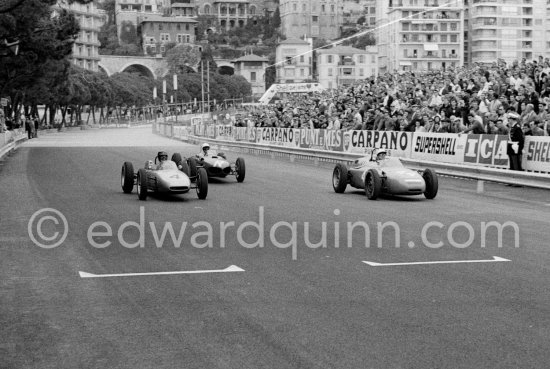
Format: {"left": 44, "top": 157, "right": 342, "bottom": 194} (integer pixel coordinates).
{"left": 79, "top": 265, "right": 245, "bottom": 278}
{"left": 363, "top": 256, "right": 510, "bottom": 267}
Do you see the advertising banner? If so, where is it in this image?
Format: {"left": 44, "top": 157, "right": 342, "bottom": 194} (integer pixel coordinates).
{"left": 298, "top": 129, "right": 344, "bottom": 152}
{"left": 256, "top": 127, "right": 300, "bottom": 147}
{"left": 463, "top": 134, "right": 509, "bottom": 168}
{"left": 411, "top": 132, "right": 466, "bottom": 163}
{"left": 343, "top": 131, "right": 413, "bottom": 157}
{"left": 524, "top": 136, "right": 550, "bottom": 172}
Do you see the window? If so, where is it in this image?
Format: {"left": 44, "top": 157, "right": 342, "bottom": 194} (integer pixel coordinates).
{"left": 312, "top": 15, "right": 318, "bottom": 22}
{"left": 303, "top": 3, "right": 306, "bottom": 11}
{"left": 293, "top": 3, "right": 296, "bottom": 11}
{"left": 300, "top": 55, "right": 304, "bottom": 62}
{"left": 300, "top": 69, "right": 304, "bottom": 76}
{"left": 331, "top": 4, "right": 334, "bottom": 12}
{"left": 160, "top": 33, "right": 170, "bottom": 42}
{"left": 450, "top": 35, "right": 457, "bottom": 42}
{"left": 328, "top": 68, "right": 333, "bottom": 76}
{"left": 440, "top": 34, "right": 447, "bottom": 42}
{"left": 159, "top": 24, "right": 163, "bottom": 30}
{"left": 250, "top": 71, "right": 256, "bottom": 82}
{"left": 177, "top": 24, "right": 181, "bottom": 30}
{"left": 186, "top": 24, "right": 189, "bottom": 31}
{"left": 328, "top": 55, "right": 333, "bottom": 63}
{"left": 359, "top": 55, "right": 365, "bottom": 63}
{"left": 286, "top": 56, "right": 293, "bottom": 65}
{"left": 359, "top": 68, "right": 364, "bottom": 76}
{"left": 322, "top": 4, "right": 325, "bottom": 12}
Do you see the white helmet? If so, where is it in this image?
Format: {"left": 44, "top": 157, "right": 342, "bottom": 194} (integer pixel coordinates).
{"left": 202, "top": 143, "right": 210, "bottom": 150}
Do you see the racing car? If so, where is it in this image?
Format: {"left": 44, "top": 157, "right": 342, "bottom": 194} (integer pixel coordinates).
{"left": 121, "top": 151, "right": 208, "bottom": 201}
{"left": 186, "top": 143, "right": 245, "bottom": 183}
{"left": 332, "top": 149, "right": 438, "bottom": 200}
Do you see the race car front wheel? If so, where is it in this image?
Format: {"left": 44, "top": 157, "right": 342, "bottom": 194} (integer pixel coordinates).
{"left": 365, "top": 169, "right": 382, "bottom": 200}
{"left": 423, "top": 168, "right": 438, "bottom": 199}
{"left": 121, "top": 162, "right": 134, "bottom": 193}
{"left": 137, "top": 169, "right": 148, "bottom": 201}
{"left": 332, "top": 164, "right": 348, "bottom": 193}
{"left": 196, "top": 167, "right": 208, "bottom": 200}
{"left": 235, "top": 157, "right": 246, "bottom": 183}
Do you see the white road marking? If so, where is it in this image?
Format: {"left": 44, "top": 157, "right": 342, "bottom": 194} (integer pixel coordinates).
{"left": 79, "top": 265, "right": 244, "bottom": 278}
{"left": 363, "top": 256, "right": 510, "bottom": 267}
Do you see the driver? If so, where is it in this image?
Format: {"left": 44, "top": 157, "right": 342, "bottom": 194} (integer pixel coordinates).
{"left": 156, "top": 151, "right": 168, "bottom": 169}
{"left": 376, "top": 150, "right": 387, "bottom": 162}
{"left": 198, "top": 143, "right": 210, "bottom": 158}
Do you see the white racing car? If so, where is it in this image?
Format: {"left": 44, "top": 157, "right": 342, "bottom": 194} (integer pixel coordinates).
{"left": 332, "top": 150, "right": 438, "bottom": 200}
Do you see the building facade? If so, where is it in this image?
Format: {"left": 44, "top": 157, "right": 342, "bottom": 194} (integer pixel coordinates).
{"left": 275, "top": 38, "right": 313, "bottom": 83}
{"left": 317, "top": 45, "right": 377, "bottom": 89}
{"left": 232, "top": 54, "right": 268, "bottom": 96}
{"left": 140, "top": 15, "right": 198, "bottom": 54}
{"left": 377, "top": 0, "right": 464, "bottom": 73}
{"left": 465, "top": 0, "right": 548, "bottom": 65}
{"left": 279, "top": 0, "right": 343, "bottom": 40}
{"left": 54, "top": 0, "right": 102, "bottom": 71}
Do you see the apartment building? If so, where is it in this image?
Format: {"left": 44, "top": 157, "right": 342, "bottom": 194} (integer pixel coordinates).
{"left": 279, "top": 0, "right": 343, "bottom": 40}
{"left": 232, "top": 54, "right": 269, "bottom": 96}
{"left": 317, "top": 45, "right": 377, "bottom": 89}
{"left": 377, "top": 0, "right": 464, "bottom": 73}
{"left": 54, "top": 0, "right": 103, "bottom": 71}
{"left": 465, "top": 0, "right": 547, "bottom": 65}
{"left": 275, "top": 38, "right": 313, "bottom": 83}
{"left": 140, "top": 15, "right": 198, "bottom": 54}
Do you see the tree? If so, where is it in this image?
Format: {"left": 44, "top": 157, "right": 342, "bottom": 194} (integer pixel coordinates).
{"left": 119, "top": 20, "right": 138, "bottom": 45}
{"left": 165, "top": 43, "right": 201, "bottom": 74}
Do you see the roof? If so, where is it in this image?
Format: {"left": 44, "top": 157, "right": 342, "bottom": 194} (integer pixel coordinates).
{"left": 316, "top": 45, "right": 370, "bottom": 55}
{"left": 171, "top": 3, "right": 195, "bottom": 7}
{"left": 139, "top": 15, "right": 198, "bottom": 24}
{"left": 278, "top": 38, "right": 310, "bottom": 46}
{"left": 232, "top": 54, "right": 268, "bottom": 63}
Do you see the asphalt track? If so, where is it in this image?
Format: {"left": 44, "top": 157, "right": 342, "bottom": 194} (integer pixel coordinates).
{"left": 1, "top": 126, "right": 549, "bottom": 369}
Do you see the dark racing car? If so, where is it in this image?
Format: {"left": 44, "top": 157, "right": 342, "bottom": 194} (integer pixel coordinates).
{"left": 332, "top": 150, "right": 438, "bottom": 200}
{"left": 186, "top": 143, "right": 246, "bottom": 183}
{"left": 121, "top": 151, "right": 208, "bottom": 201}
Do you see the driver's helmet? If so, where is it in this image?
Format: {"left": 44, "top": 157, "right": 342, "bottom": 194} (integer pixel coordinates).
{"left": 374, "top": 149, "right": 387, "bottom": 162}
{"left": 157, "top": 151, "right": 168, "bottom": 162}
{"left": 202, "top": 143, "right": 210, "bottom": 153}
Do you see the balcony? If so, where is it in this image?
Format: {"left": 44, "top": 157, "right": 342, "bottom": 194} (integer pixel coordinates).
{"left": 338, "top": 61, "right": 355, "bottom": 66}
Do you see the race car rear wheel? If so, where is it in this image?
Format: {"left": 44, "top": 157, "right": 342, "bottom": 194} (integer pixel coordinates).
{"left": 235, "top": 157, "right": 246, "bottom": 183}
{"left": 332, "top": 163, "right": 348, "bottom": 193}
{"left": 188, "top": 156, "right": 198, "bottom": 180}
{"left": 196, "top": 167, "right": 208, "bottom": 200}
{"left": 365, "top": 169, "right": 382, "bottom": 200}
{"left": 423, "top": 168, "right": 438, "bottom": 199}
{"left": 121, "top": 162, "right": 134, "bottom": 193}
{"left": 137, "top": 168, "right": 148, "bottom": 201}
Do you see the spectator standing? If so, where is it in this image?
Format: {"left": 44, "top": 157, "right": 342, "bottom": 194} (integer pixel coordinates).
{"left": 506, "top": 113, "right": 525, "bottom": 171}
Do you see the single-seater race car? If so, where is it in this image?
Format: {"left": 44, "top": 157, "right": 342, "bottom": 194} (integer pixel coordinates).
{"left": 332, "top": 149, "right": 438, "bottom": 200}
{"left": 186, "top": 143, "right": 246, "bottom": 183}
{"left": 121, "top": 151, "right": 208, "bottom": 201}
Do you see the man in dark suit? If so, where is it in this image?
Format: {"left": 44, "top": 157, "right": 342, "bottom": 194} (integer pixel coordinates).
{"left": 506, "top": 113, "right": 525, "bottom": 171}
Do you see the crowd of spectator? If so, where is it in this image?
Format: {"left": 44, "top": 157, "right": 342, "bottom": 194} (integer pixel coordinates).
{"left": 237, "top": 57, "right": 550, "bottom": 137}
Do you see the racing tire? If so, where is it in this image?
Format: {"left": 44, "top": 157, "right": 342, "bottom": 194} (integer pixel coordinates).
{"left": 365, "top": 169, "right": 382, "bottom": 200}
{"left": 423, "top": 168, "right": 438, "bottom": 200}
{"left": 188, "top": 156, "right": 198, "bottom": 180}
{"left": 171, "top": 153, "right": 182, "bottom": 165}
{"left": 137, "top": 168, "right": 148, "bottom": 201}
{"left": 196, "top": 167, "right": 208, "bottom": 200}
{"left": 235, "top": 157, "right": 246, "bottom": 183}
{"left": 121, "top": 162, "right": 134, "bottom": 193}
{"left": 332, "top": 163, "right": 348, "bottom": 193}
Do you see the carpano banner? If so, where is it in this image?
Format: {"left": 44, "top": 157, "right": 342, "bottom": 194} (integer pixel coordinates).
{"left": 411, "top": 132, "right": 466, "bottom": 163}
{"left": 524, "top": 136, "right": 550, "bottom": 172}
{"left": 343, "top": 131, "right": 412, "bottom": 157}
{"left": 257, "top": 127, "right": 300, "bottom": 147}
{"left": 463, "top": 134, "right": 509, "bottom": 168}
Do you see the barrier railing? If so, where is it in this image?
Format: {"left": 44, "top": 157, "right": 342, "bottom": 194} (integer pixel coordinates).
{"left": 154, "top": 122, "right": 550, "bottom": 191}
{"left": 0, "top": 129, "right": 26, "bottom": 160}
